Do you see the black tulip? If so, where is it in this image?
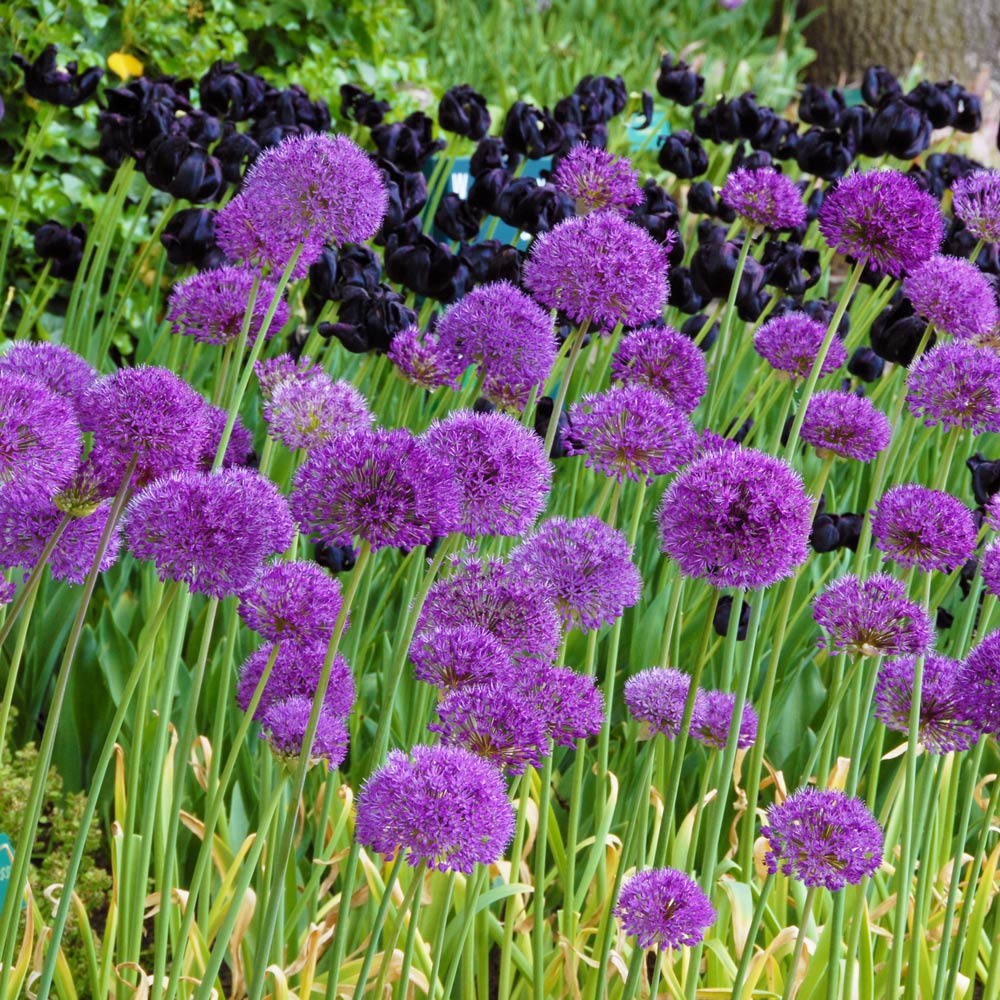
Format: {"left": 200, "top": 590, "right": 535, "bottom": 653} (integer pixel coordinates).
{"left": 905, "top": 81, "right": 956, "bottom": 129}
{"left": 439, "top": 84, "right": 491, "bottom": 140}
{"left": 969, "top": 453, "right": 1000, "bottom": 506}
{"left": 861, "top": 65, "right": 902, "bottom": 108}
{"left": 637, "top": 89, "right": 654, "bottom": 130}
{"left": 810, "top": 514, "right": 841, "bottom": 553}
{"left": 435, "top": 193, "right": 485, "bottom": 242}
{"left": 314, "top": 542, "right": 357, "bottom": 573}
{"left": 385, "top": 235, "right": 467, "bottom": 302}
{"left": 713, "top": 595, "right": 750, "bottom": 640}
{"left": 656, "top": 54, "right": 704, "bottom": 107}
{"left": 199, "top": 61, "right": 269, "bottom": 120}
{"left": 796, "top": 127, "right": 855, "bottom": 180}
{"left": 669, "top": 267, "right": 706, "bottom": 315}
{"left": 13, "top": 45, "right": 103, "bottom": 108}
{"left": 799, "top": 84, "right": 846, "bottom": 129}
{"left": 319, "top": 283, "right": 418, "bottom": 353}
{"left": 502, "top": 101, "right": 563, "bottom": 159}
{"left": 870, "top": 296, "right": 934, "bottom": 365}
{"left": 680, "top": 312, "right": 718, "bottom": 351}
{"left": 848, "top": 346, "right": 884, "bottom": 382}
{"left": 532, "top": 396, "right": 574, "bottom": 459}
{"left": 954, "top": 90, "right": 982, "bottom": 133}
{"left": 215, "top": 125, "right": 260, "bottom": 184}
{"left": 657, "top": 130, "right": 708, "bottom": 179}
{"left": 339, "top": 83, "right": 390, "bottom": 126}
{"left": 470, "top": 137, "right": 511, "bottom": 177}
{"left": 836, "top": 513, "right": 864, "bottom": 551}
{"left": 161, "top": 208, "right": 220, "bottom": 269}
{"left": 761, "top": 241, "right": 821, "bottom": 297}
{"left": 372, "top": 111, "right": 444, "bottom": 171}
{"left": 459, "top": 240, "right": 522, "bottom": 286}
{"left": 869, "top": 98, "right": 932, "bottom": 160}
{"left": 33, "top": 220, "right": 86, "bottom": 279}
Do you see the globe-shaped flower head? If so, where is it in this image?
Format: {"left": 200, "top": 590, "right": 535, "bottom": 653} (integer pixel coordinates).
{"left": 624, "top": 668, "right": 691, "bottom": 739}
{"left": 0, "top": 342, "right": 96, "bottom": 413}
{"left": 958, "top": 631, "right": 1000, "bottom": 736}
{"left": 614, "top": 868, "right": 717, "bottom": 951}
{"left": 753, "top": 313, "right": 847, "bottom": 381}
{"left": 799, "top": 391, "right": 892, "bottom": 461}
{"left": 818, "top": 169, "right": 943, "bottom": 278}
{"left": 409, "top": 624, "right": 515, "bottom": 690}
{"left": 387, "top": 324, "right": 468, "bottom": 392}
{"left": 238, "top": 560, "right": 346, "bottom": 645}
{"left": 552, "top": 145, "right": 643, "bottom": 215}
{"left": 259, "top": 696, "right": 349, "bottom": 771}
{"left": 980, "top": 542, "right": 1000, "bottom": 600}
{"left": 952, "top": 169, "right": 1000, "bottom": 244}
{"left": 721, "top": 167, "right": 806, "bottom": 231}
{"left": 689, "top": 689, "right": 758, "bottom": 750}
{"left": 610, "top": 324, "right": 708, "bottom": 414}
{"left": 903, "top": 255, "right": 999, "bottom": 340}
{"left": 516, "top": 663, "right": 605, "bottom": 747}
{"left": 906, "top": 341, "right": 1000, "bottom": 433}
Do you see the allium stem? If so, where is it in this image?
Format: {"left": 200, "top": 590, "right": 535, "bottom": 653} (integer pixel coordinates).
{"left": 730, "top": 873, "right": 776, "bottom": 1000}
{"left": 543, "top": 319, "right": 590, "bottom": 458}
{"left": 425, "top": 871, "right": 457, "bottom": 999}
{"left": 532, "top": 749, "right": 554, "bottom": 1000}
{"left": 781, "top": 885, "right": 817, "bottom": 1000}
{"left": 498, "top": 772, "right": 533, "bottom": 998}
{"left": 372, "top": 859, "right": 427, "bottom": 999}
{"left": 322, "top": 839, "right": 362, "bottom": 1000}
{"left": 440, "top": 865, "right": 489, "bottom": 998}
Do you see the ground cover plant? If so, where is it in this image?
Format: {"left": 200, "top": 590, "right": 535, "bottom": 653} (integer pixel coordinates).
{"left": 2, "top": 4, "right": 1000, "bottom": 999}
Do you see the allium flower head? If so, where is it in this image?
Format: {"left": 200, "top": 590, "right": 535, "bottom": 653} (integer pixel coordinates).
{"left": 952, "top": 169, "right": 1000, "bottom": 243}
{"left": 762, "top": 788, "right": 883, "bottom": 890}
{"left": 907, "top": 341, "right": 1000, "bottom": 433}
{"left": 614, "top": 868, "right": 717, "bottom": 951}
{"left": 238, "top": 560, "right": 345, "bottom": 644}
{"left": 552, "top": 145, "right": 643, "bottom": 215}
{"left": 291, "top": 426, "right": 459, "bottom": 551}
{"left": 753, "top": 313, "right": 847, "bottom": 381}
{"left": 83, "top": 366, "right": 209, "bottom": 492}
{"left": 980, "top": 541, "right": 1000, "bottom": 599}
{"left": 200, "top": 405, "right": 255, "bottom": 470}
{"left": 125, "top": 468, "right": 294, "bottom": 598}
{"left": 690, "top": 690, "right": 758, "bottom": 750}
{"left": 871, "top": 483, "right": 976, "bottom": 573}
{"left": 388, "top": 324, "right": 468, "bottom": 391}
{"left": 624, "top": 668, "right": 691, "bottom": 738}
{"left": 516, "top": 663, "right": 605, "bottom": 747}
{"left": 524, "top": 212, "right": 670, "bottom": 331}
{"left": 958, "top": 630, "right": 1000, "bottom": 735}
{"left": 166, "top": 267, "right": 289, "bottom": 347}
{"left": 509, "top": 515, "right": 641, "bottom": 631}
{"left": 904, "top": 255, "right": 999, "bottom": 340}
{"left": 610, "top": 325, "right": 708, "bottom": 414}
{"left": 259, "top": 696, "right": 349, "bottom": 771}
{"left": 721, "top": 167, "right": 806, "bottom": 231}
{"left": 409, "top": 624, "right": 515, "bottom": 689}
{"left": 659, "top": 447, "right": 813, "bottom": 590}
{"left": 874, "top": 654, "right": 978, "bottom": 754}
{"left": 423, "top": 410, "right": 552, "bottom": 537}
{"left": 567, "top": 385, "right": 698, "bottom": 484}
{"left": 812, "top": 573, "right": 934, "bottom": 658}
{"left": 800, "top": 391, "right": 892, "bottom": 461}
{"left": 818, "top": 169, "right": 943, "bottom": 278}
{"left": 0, "top": 342, "right": 96, "bottom": 412}
{"left": 356, "top": 744, "right": 516, "bottom": 874}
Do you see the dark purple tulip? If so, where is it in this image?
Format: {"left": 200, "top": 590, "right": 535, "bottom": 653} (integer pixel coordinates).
{"left": 799, "top": 84, "right": 846, "bottom": 129}
{"left": 657, "top": 130, "right": 708, "bottom": 179}
{"left": 870, "top": 295, "right": 934, "bottom": 366}
{"left": 905, "top": 81, "right": 956, "bottom": 129}
{"left": 435, "top": 193, "right": 485, "bottom": 242}
{"left": 532, "top": 396, "right": 574, "bottom": 459}
{"left": 762, "top": 241, "right": 821, "bottom": 297}
{"left": 713, "top": 594, "right": 750, "bottom": 640}
{"left": 371, "top": 111, "right": 444, "bottom": 171}
{"left": 13, "top": 45, "right": 102, "bottom": 107}
{"left": 796, "top": 126, "right": 855, "bottom": 180}
{"left": 656, "top": 54, "right": 704, "bottom": 106}
{"left": 693, "top": 97, "right": 742, "bottom": 143}
{"left": 502, "top": 101, "right": 563, "bottom": 158}
{"left": 628, "top": 180, "right": 682, "bottom": 257}
{"left": 636, "top": 90, "right": 655, "bottom": 129}
{"left": 339, "top": 83, "right": 390, "bottom": 126}
{"left": 862, "top": 65, "right": 902, "bottom": 107}
{"left": 669, "top": 267, "right": 706, "bottom": 315}
{"left": 470, "top": 137, "right": 511, "bottom": 176}
{"left": 314, "top": 541, "right": 357, "bottom": 573}
{"left": 439, "top": 84, "right": 491, "bottom": 140}
{"left": 810, "top": 513, "right": 841, "bottom": 552}
{"left": 848, "top": 346, "right": 884, "bottom": 382}
{"left": 572, "top": 74, "right": 627, "bottom": 122}
{"left": 868, "top": 98, "right": 932, "bottom": 159}
{"left": 198, "top": 60, "right": 269, "bottom": 120}
{"left": 680, "top": 313, "right": 718, "bottom": 351}
{"left": 687, "top": 180, "right": 718, "bottom": 216}
{"left": 968, "top": 453, "right": 1000, "bottom": 506}
{"left": 729, "top": 142, "right": 773, "bottom": 173}
{"left": 954, "top": 89, "right": 982, "bottom": 133}
{"left": 385, "top": 234, "right": 468, "bottom": 302}
{"left": 215, "top": 124, "right": 260, "bottom": 184}
{"left": 161, "top": 208, "right": 220, "bottom": 269}
{"left": 34, "top": 221, "right": 86, "bottom": 279}
{"left": 319, "top": 282, "right": 418, "bottom": 353}
{"left": 143, "top": 135, "right": 224, "bottom": 203}
{"left": 468, "top": 167, "right": 512, "bottom": 216}
{"left": 458, "top": 241, "right": 522, "bottom": 287}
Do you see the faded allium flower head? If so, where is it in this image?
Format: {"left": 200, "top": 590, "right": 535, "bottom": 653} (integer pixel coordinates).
{"left": 762, "top": 788, "right": 883, "bottom": 890}
{"left": 410, "top": 624, "right": 515, "bottom": 689}
{"left": 552, "top": 144, "right": 643, "bottom": 215}
{"left": 239, "top": 560, "right": 345, "bottom": 645}
{"left": 871, "top": 484, "right": 976, "bottom": 573}
{"left": 567, "top": 385, "right": 698, "bottom": 484}
{"left": 387, "top": 324, "right": 468, "bottom": 391}
{"left": 906, "top": 341, "right": 1000, "bottom": 433}
{"left": 624, "top": 667, "right": 691, "bottom": 738}
{"left": 818, "top": 169, "right": 943, "bottom": 278}
{"left": 980, "top": 541, "right": 1000, "bottom": 599}
{"left": 753, "top": 313, "right": 847, "bottom": 381}
{"left": 423, "top": 410, "right": 551, "bottom": 537}
{"left": 689, "top": 690, "right": 758, "bottom": 750}
{"left": 958, "top": 631, "right": 1000, "bottom": 735}
{"left": 516, "top": 663, "right": 605, "bottom": 747}
{"left": 215, "top": 133, "right": 388, "bottom": 276}
{"left": 291, "top": 426, "right": 459, "bottom": 551}
{"left": 721, "top": 167, "right": 806, "bottom": 231}
{"left": 259, "top": 696, "right": 349, "bottom": 771}
{"left": 237, "top": 640, "right": 355, "bottom": 721}
{"left": 0, "top": 372, "right": 80, "bottom": 503}
{"left": 355, "top": 744, "right": 516, "bottom": 874}
{"left": 523, "top": 212, "right": 670, "bottom": 331}
{"left": 952, "top": 169, "right": 1000, "bottom": 243}
{"left": 200, "top": 405, "right": 255, "bottom": 470}
{"left": 610, "top": 325, "right": 708, "bottom": 414}
{"left": 167, "top": 267, "right": 289, "bottom": 347}
{"left": 416, "top": 557, "right": 562, "bottom": 664}
{"left": 83, "top": 366, "right": 209, "bottom": 492}
{"left": 125, "top": 468, "right": 294, "bottom": 598}
{"left": 812, "top": 573, "right": 934, "bottom": 658}
{"left": 433, "top": 282, "right": 557, "bottom": 409}
{"left": 614, "top": 868, "right": 717, "bottom": 951}
{"left": 799, "top": 391, "right": 892, "bottom": 461}
{"left": 509, "top": 515, "right": 642, "bottom": 631}
{"left": 429, "top": 681, "right": 550, "bottom": 775}
{"left": 0, "top": 342, "right": 96, "bottom": 412}
{"left": 874, "top": 654, "right": 979, "bottom": 754}
{"left": 904, "top": 255, "right": 999, "bottom": 340}
{"left": 659, "top": 447, "right": 813, "bottom": 590}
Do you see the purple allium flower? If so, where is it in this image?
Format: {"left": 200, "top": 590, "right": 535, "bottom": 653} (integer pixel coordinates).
{"left": 410, "top": 624, "right": 515, "bottom": 689}
{"left": 658, "top": 447, "right": 813, "bottom": 590}
{"left": 0, "top": 372, "right": 80, "bottom": 503}
{"left": 523, "top": 212, "right": 670, "bottom": 331}
{"left": 433, "top": 282, "right": 557, "bottom": 409}
{"left": 812, "top": 573, "right": 934, "bottom": 658}
{"left": 567, "top": 385, "right": 698, "bottom": 484}
{"left": 753, "top": 313, "right": 847, "bottom": 381}
{"left": 762, "top": 788, "right": 883, "bottom": 890}
{"left": 874, "top": 653, "right": 978, "bottom": 754}
{"left": 199, "top": 405, "right": 255, "bottom": 470}
{"left": 552, "top": 145, "right": 643, "bottom": 215}
{"left": 871, "top": 484, "right": 976, "bottom": 573}
{"left": 614, "top": 868, "right": 717, "bottom": 951}
{"left": 958, "top": 630, "right": 1000, "bottom": 734}
{"left": 689, "top": 690, "right": 758, "bottom": 750}
{"left": 988, "top": 495, "right": 1000, "bottom": 533}
{"left": 952, "top": 169, "right": 1000, "bottom": 244}
{"left": 355, "top": 744, "right": 516, "bottom": 874}
{"left": 0, "top": 342, "right": 96, "bottom": 412}
{"left": 238, "top": 560, "right": 345, "bottom": 645}
{"left": 720, "top": 167, "right": 806, "bottom": 231}
{"left": 906, "top": 341, "right": 1000, "bottom": 433}
{"left": 166, "top": 267, "right": 289, "bottom": 347}
{"left": 423, "top": 410, "right": 552, "bottom": 537}
{"left": 237, "top": 640, "right": 355, "bottom": 721}
{"left": 259, "top": 696, "right": 349, "bottom": 771}
{"left": 981, "top": 541, "right": 1000, "bottom": 599}
{"left": 818, "top": 169, "right": 943, "bottom": 278}
{"left": 624, "top": 668, "right": 691, "bottom": 738}
{"left": 903, "top": 255, "right": 999, "bottom": 340}
{"left": 516, "top": 663, "right": 605, "bottom": 747}
{"left": 125, "top": 468, "right": 294, "bottom": 598}
{"left": 387, "top": 324, "right": 468, "bottom": 391}
{"left": 83, "top": 366, "right": 209, "bottom": 492}
{"left": 799, "top": 391, "right": 892, "bottom": 461}
{"left": 610, "top": 325, "right": 708, "bottom": 414}
{"left": 291, "top": 426, "right": 459, "bottom": 551}
{"left": 509, "top": 515, "right": 641, "bottom": 631}
{"left": 416, "top": 557, "right": 562, "bottom": 664}
{"left": 0, "top": 579, "right": 14, "bottom": 606}
{"left": 216, "top": 133, "right": 388, "bottom": 276}
{"left": 429, "top": 681, "right": 550, "bottom": 775}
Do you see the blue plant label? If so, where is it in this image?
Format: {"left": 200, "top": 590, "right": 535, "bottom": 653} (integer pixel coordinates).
{"left": 0, "top": 834, "right": 13, "bottom": 914}
{"left": 625, "top": 111, "right": 671, "bottom": 152}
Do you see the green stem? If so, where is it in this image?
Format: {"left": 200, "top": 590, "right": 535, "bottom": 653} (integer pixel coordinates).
{"left": 731, "top": 874, "right": 776, "bottom": 1000}
{"left": 440, "top": 867, "right": 489, "bottom": 999}
{"left": 497, "top": 773, "right": 533, "bottom": 999}
{"left": 532, "top": 751, "right": 554, "bottom": 1000}
{"left": 374, "top": 860, "right": 427, "bottom": 1000}
{"left": 543, "top": 321, "right": 589, "bottom": 458}
{"left": 781, "top": 886, "right": 817, "bottom": 1000}
{"left": 323, "top": 841, "right": 362, "bottom": 1000}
